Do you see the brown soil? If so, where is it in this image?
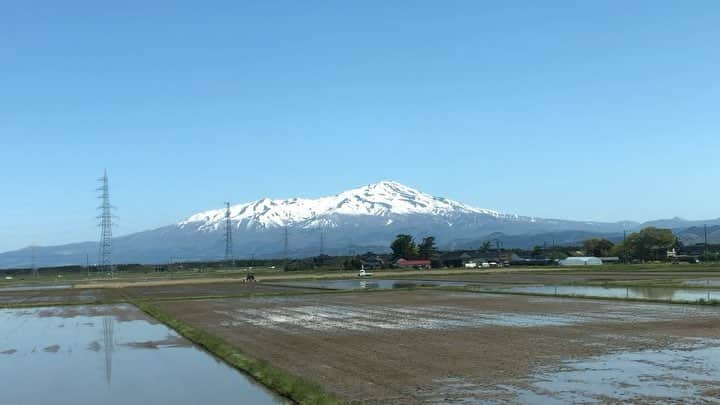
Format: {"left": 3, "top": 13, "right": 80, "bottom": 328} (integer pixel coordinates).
{"left": 156, "top": 290, "right": 720, "bottom": 403}
{"left": 0, "top": 282, "right": 308, "bottom": 307}
{"left": 121, "top": 282, "right": 311, "bottom": 299}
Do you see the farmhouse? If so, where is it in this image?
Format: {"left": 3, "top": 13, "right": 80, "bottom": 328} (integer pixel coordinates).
{"left": 394, "top": 259, "right": 431, "bottom": 269}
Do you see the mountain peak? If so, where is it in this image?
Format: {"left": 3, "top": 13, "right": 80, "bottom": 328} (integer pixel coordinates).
{"left": 179, "top": 181, "right": 501, "bottom": 231}
{"left": 343, "top": 180, "right": 425, "bottom": 200}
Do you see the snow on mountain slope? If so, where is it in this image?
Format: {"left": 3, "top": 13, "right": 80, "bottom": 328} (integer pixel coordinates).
{"left": 179, "top": 180, "right": 504, "bottom": 231}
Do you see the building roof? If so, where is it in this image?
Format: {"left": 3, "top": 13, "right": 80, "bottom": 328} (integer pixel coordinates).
{"left": 396, "top": 259, "right": 431, "bottom": 265}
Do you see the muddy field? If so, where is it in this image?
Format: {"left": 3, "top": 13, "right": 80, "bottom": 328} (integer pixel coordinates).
{"left": 156, "top": 290, "right": 720, "bottom": 403}
{"left": 121, "top": 281, "right": 313, "bottom": 299}
{"left": 0, "top": 288, "right": 115, "bottom": 306}
{"left": 0, "top": 282, "right": 312, "bottom": 306}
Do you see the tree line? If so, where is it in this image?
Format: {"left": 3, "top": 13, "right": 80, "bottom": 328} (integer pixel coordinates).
{"left": 391, "top": 226, "right": 715, "bottom": 264}
{"left": 390, "top": 234, "right": 439, "bottom": 260}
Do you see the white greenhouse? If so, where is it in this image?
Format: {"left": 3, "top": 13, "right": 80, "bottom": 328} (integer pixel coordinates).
{"left": 558, "top": 256, "right": 603, "bottom": 266}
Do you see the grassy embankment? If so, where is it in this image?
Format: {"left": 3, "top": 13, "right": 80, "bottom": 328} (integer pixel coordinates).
{"left": 132, "top": 298, "right": 342, "bottom": 405}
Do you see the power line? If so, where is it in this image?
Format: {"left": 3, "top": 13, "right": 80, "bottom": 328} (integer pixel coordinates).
{"left": 97, "top": 169, "right": 114, "bottom": 276}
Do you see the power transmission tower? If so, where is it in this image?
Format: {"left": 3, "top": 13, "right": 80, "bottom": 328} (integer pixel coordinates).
{"left": 97, "top": 170, "right": 114, "bottom": 276}
{"left": 224, "top": 202, "right": 234, "bottom": 264}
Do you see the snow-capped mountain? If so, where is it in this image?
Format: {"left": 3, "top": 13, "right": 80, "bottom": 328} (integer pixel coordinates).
{"left": 7, "top": 180, "right": 718, "bottom": 268}
{"left": 179, "top": 180, "right": 505, "bottom": 232}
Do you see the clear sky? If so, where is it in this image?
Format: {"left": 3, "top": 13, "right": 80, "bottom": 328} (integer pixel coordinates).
{"left": 1, "top": 1, "right": 719, "bottom": 252}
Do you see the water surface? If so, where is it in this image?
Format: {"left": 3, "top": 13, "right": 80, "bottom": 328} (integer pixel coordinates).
{"left": 274, "top": 278, "right": 471, "bottom": 290}
{"left": 0, "top": 284, "right": 73, "bottom": 292}
{"left": 0, "top": 304, "right": 283, "bottom": 404}
{"left": 496, "top": 285, "right": 720, "bottom": 302}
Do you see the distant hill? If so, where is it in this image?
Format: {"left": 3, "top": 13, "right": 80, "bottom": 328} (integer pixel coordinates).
{"left": 675, "top": 225, "right": 720, "bottom": 245}
{"left": 0, "top": 180, "right": 716, "bottom": 268}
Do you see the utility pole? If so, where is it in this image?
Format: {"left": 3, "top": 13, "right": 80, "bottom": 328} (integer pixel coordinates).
{"left": 224, "top": 202, "right": 234, "bottom": 264}
{"left": 704, "top": 224, "right": 709, "bottom": 257}
{"left": 31, "top": 245, "right": 38, "bottom": 277}
{"left": 283, "top": 225, "right": 289, "bottom": 268}
{"left": 623, "top": 230, "right": 628, "bottom": 264}
{"left": 97, "top": 170, "right": 114, "bottom": 277}
{"left": 319, "top": 229, "right": 325, "bottom": 256}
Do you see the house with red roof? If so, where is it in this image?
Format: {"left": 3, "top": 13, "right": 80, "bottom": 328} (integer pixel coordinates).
{"left": 394, "top": 258, "right": 431, "bottom": 269}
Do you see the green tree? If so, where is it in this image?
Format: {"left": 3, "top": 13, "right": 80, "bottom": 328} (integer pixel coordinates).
{"left": 582, "top": 238, "right": 615, "bottom": 257}
{"left": 418, "top": 236, "right": 439, "bottom": 260}
{"left": 609, "top": 242, "right": 627, "bottom": 261}
{"left": 480, "top": 241, "right": 492, "bottom": 253}
{"left": 625, "top": 227, "right": 676, "bottom": 261}
{"left": 391, "top": 234, "right": 418, "bottom": 260}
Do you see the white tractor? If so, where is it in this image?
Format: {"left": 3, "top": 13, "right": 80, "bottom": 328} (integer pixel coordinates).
{"left": 358, "top": 265, "right": 373, "bottom": 277}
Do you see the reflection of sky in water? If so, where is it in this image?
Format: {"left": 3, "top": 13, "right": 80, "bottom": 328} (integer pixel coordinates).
{"left": 685, "top": 279, "right": 720, "bottom": 287}
{"left": 429, "top": 341, "right": 720, "bottom": 403}
{"left": 0, "top": 284, "right": 72, "bottom": 292}
{"left": 0, "top": 304, "right": 282, "bottom": 405}
{"left": 502, "top": 285, "right": 720, "bottom": 301}
{"left": 515, "top": 341, "right": 720, "bottom": 403}
{"left": 274, "top": 279, "right": 471, "bottom": 290}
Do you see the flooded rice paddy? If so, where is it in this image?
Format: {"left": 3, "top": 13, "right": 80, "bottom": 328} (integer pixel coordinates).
{"left": 515, "top": 340, "right": 720, "bottom": 403}
{"left": 0, "top": 304, "right": 283, "bottom": 404}
{"left": 494, "top": 284, "right": 720, "bottom": 302}
{"left": 684, "top": 279, "right": 720, "bottom": 287}
{"left": 157, "top": 290, "right": 720, "bottom": 403}
{"left": 275, "top": 278, "right": 720, "bottom": 303}
{"left": 437, "top": 340, "right": 720, "bottom": 403}
{"left": 273, "top": 278, "right": 471, "bottom": 290}
{"left": 211, "top": 293, "right": 713, "bottom": 333}
{"left": 0, "top": 284, "right": 73, "bottom": 292}
{"left": 3, "top": 273, "right": 719, "bottom": 403}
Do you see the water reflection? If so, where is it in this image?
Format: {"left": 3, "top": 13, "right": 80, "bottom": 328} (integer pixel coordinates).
{"left": 0, "top": 305, "right": 283, "bottom": 404}
{"left": 500, "top": 285, "right": 720, "bottom": 302}
{"left": 103, "top": 316, "right": 114, "bottom": 384}
{"left": 627, "top": 287, "right": 674, "bottom": 300}
{"left": 276, "top": 279, "right": 470, "bottom": 290}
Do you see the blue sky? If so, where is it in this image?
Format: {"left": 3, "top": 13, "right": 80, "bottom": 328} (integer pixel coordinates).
{"left": 1, "top": 1, "right": 719, "bottom": 252}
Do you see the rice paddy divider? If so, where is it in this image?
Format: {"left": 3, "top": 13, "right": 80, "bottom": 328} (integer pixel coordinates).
{"left": 129, "top": 297, "right": 342, "bottom": 405}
